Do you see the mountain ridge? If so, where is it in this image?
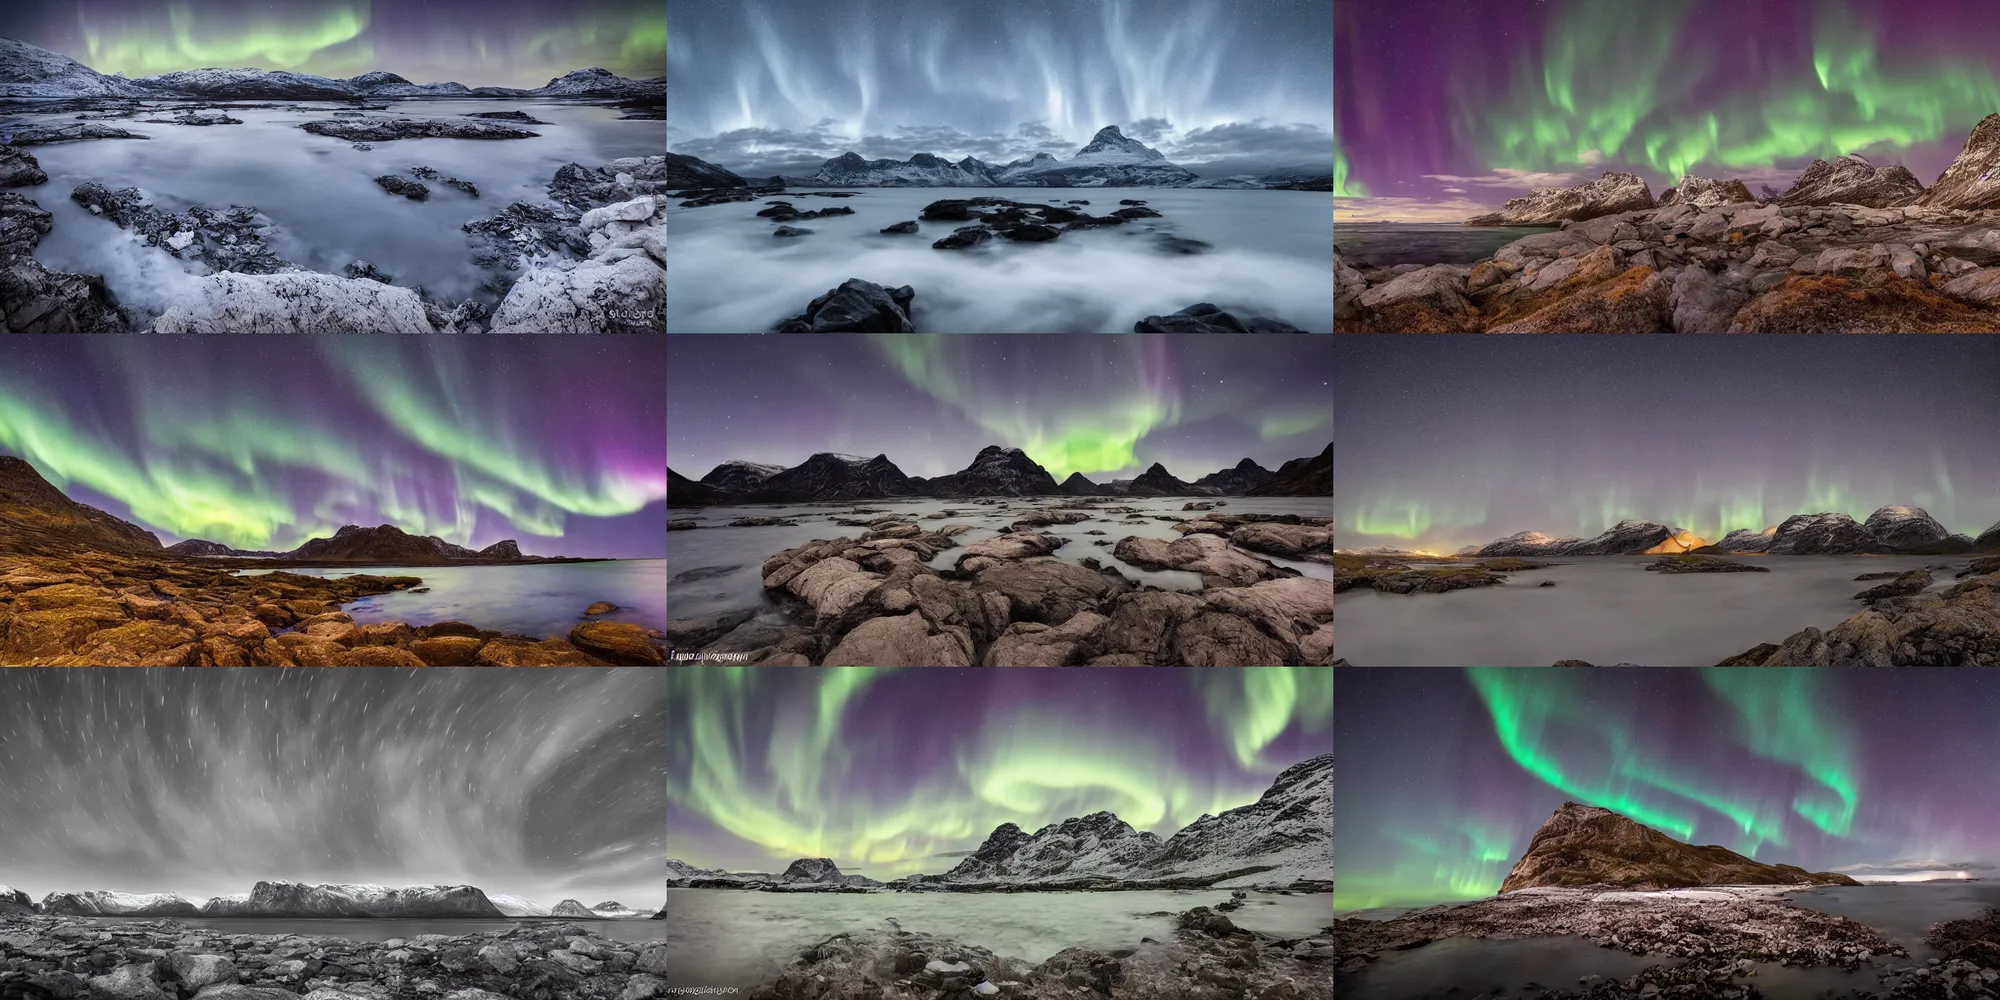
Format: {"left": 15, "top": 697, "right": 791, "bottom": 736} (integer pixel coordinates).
{"left": 1500, "top": 801, "right": 1861, "bottom": 892}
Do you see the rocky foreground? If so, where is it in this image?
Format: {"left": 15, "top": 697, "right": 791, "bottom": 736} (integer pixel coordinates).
{"left": 0, "top": 551, "right": 664, "bottom": 666}
{"left": 664, "top": 505, "right": 1334, "bottom": 666}
{"left": 0, "top": 912, "right": 666, "bottom": 1000}
{"left": 745, "top": 906, "right": 1331, "bottom": 1000}
{"left": 1714, "top": 557, "right": 2000, "bottom": 666}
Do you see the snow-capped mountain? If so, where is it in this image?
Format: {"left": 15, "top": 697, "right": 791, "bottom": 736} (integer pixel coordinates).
{"left": 532, "top": 68, "right": 664, "bottom": 98}
{"left": 698, "top": 460, "right": 789, "bottom": 494}
{"left": 943, "top": 813, "right": 1166, "bottom": 881}
{"left": 746, "top": 452, "right": 930, "bottom": 502}
{"left": 924, "top": 445, "right": 1063, "bottom": 496}
{"left": 940, "top": 754, "right": 1331, "bottom": 888}
{"left": 488, "top": 893, "right": 554, "bottom": 917}
{"left": 666, "top": 858, "right": 719, "bottom": 879}
{"left": 198, "top": 881, "right": 505, "bottom": 918}
{"left": 0, "top": 37, "right": 157, "bottom": 97}
{"left": 807, "top": 125, "right": 1197, "bottom": 187}
{"left": 585, "top": 900, "right": 650, "bottom": 917}
{"left": 39, "top": 890, "right": 203, "bottom": 916}
{"left": 0, "top": 36, "right": 657, "bottom": 101}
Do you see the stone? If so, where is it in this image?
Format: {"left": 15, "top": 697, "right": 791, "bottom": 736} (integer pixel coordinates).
{"left": 1501, "top": 801, "right": 1861, "bottom": 891}
{"left": 879, "top": 220, "right": 918, "bottom": 234}
{"left": 1942, "top": 266, "right": 2000, "bottom": 305}
{"left": 568, "top": 621, "right": 664, "bottom": 665}
{"left": 774, "top": 278, "right": 916, "bottom": 332}
{"left": 0, "top": 145, "right": 48, "bottom": 187}
{"left": 822, "top": 611, "right": 973, "bottom": 666}
{"left": 373, "top": 175, "right": 430, "bottom": 201}
{"left": 1132, "top": 302, "right": 1306, "bottom": 332}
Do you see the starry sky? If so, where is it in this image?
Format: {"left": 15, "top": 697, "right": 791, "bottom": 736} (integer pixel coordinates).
{"left": 666, "top": 666, "right": 1332, "bottom": 879}
{"left": 1337, "top": 668, "right": 2000, "bottom": 912}
{"left": 1335, "top": 335, "right": 2000, "bottom": 554}
{"left": 666, "top": 0, "right": 1334, "bottom": 179}
{"left": 667, "top": 334, "right": 1333, "bottom": 483}
{"left": 0, "top": 0, "right": 663, "bottom": 88}
{"left": 0, "top": 668, "right": 665, "bottom": 907}
{"left": 1336, "top": 0, "right": 2000, "bottom": 221}
{"left": 0, "top": 336, "right": 666, "bottom": 558}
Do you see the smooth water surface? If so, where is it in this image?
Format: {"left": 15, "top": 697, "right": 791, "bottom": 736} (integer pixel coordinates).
{"left": 12, "top": 100, "right": 663, "bottom": 321}
{"left": 665, "top": 888, "right": 1331, "bottom": 988}
{"left": 84, "top": 915, "right": 668, "bottom": 942}
{"left": 1335, "top": 554, "right": 1967, "bottom": 666}
{"left": 1334, "top": 222, "right": 1558, "bottom": 266}
{"left": 667, "top": 187, "right": 1334, "bottom": 332}
{"left": 667, "top": 497, "right": 1334, "bottom": 622}
{"left": 238, "top": 559, "right": 666, "bottom": 637}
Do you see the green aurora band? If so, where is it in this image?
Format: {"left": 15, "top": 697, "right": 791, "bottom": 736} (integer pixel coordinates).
{"left": 1469, "top": 668, "right": 1857, "bottom": 859}
{"left": 1471, "top": 0, "right": 2000, "bottom": 181}
{"left": 666, "top": 668, "right": 1331, "bottom": 875}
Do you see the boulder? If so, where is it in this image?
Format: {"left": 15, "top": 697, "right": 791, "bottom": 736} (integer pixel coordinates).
{"left": 0, "top": 145, "right": 47, "bottom": 187}
{"left": 1133, "top": 302, "right": 1307, "bottom": 332}
{"left": 568, "top": 620, "right": 665, "bottom": 665}
{"left": 773, "top": 278, "right": 916, "bottom": 332}
{"left": 150, "top": 272, "right": 437, "bottom": 333}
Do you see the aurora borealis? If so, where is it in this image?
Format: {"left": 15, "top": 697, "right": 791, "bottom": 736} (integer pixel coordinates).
{"left": 1336, "top": 668, "right": 2000, "bottom": 912}
{"left": 1335, "top": 0, "right": 2000, "bottom": 220}
{"left": 0, "top": 335, "right": 666, "bottom": 557}
{"left": 0, "top": 0, "right": 663, "bottom": 88}
{"left": 665, "top": 667, "right": 1332, "bottom": 878}
{"left": 666, "top": 0, "right": 1333, "bottom": 179}
{"left": 0, "top": 667, "right": 665, "bottom": 906}
{"left": 666, "top": 334, "right": 1332, "bottom": 483}
{"left": 1334, "top": 335, "right": 2000, "bottom": 554}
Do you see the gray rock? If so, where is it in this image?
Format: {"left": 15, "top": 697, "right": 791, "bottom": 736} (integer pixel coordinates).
{"left": 301, "top": 118, "right": 539, "bottom": 141}
{"left": 373, "top": 174, "right": 430, "bottom": 201}
{"left": 1133, "top": 302, "right": 1306, "bottom": 332}
{"left": 1669, "top": 265, "right": 1750, "bottom": 333}
{"left": 0, "top": 145, "right": 47, "bottom": 187}
{"left": 771, "top": 225, "right": 812, "bottom": 238}
{"left": 880, "top": 220, "right": 918, "bottom": 234}
{"left": 1942, "top": 266, "right": 2000, "bottom": 305}
{"left": 774, "top": 278, "right": 916, "bottom": 332}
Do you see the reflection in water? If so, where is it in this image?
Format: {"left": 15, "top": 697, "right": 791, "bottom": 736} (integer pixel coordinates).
{"left": 239, "top": 559, "right": 666, "bottom": 637}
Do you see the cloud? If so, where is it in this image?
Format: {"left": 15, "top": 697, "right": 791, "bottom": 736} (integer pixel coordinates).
{"left": 1831, "top": 858, "right": 1994, "bottom": 874}
{"left": 1334, "top": 197, "right": 1496, "bottom": 224}
{"left": 1125, "top": 116, "right": 1176, "bottom": 142}
{"left": 1421, "top": 169, "right": 1585, "bottom": 189}
{"left": 1017, "top": 120, "right": 1057, "bottom": 141}
{"left": 1578, "top": 149, "right": 1604, "bottom": 165}
{"left": 1441, "top": 186, "right": 1467, "bottom": 194}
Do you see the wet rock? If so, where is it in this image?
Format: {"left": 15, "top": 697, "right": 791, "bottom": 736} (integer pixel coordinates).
{"left": 1112, "top": 533, "right": 1295, "bottom": 588}
{"left": 1134, "top": 302, "right": 1307, "bottom": 332}
{"left": 301, "top": 118, "right": 540, "bottom": 141}
{"left": 0, "top": 145, "right": 47, "bottom": 187}
{"left": 999, "top": 223, "right": 1061, "bottom": 242}
{"left": 463, "top": 202, "right": 588, "bottom": 270}
{"left": 0, "top": 193, "right": 128, "bottom": 331}
{"left": 149, "top": 272, "right": 439, "bottom": 333}
{"left": 771, "top": 225, "right": 812, "bottom": 237}
{"left": 6, "top": 123, "right": 150, "bottom": 145}
{"left": 468, "top": 110, "right": 552, "bottom": 124}
{"left": 932, "top": 227, "right": 993, "bottom": 250}
{"left": 880, "top": 220, "right": 918, "bottom": 234}
{"left": 569, "top": 621, "right": 665, "bottom": 665}
{"left": 374, "top": 174, "right": 431, "bottom": 200}
{"left": 1852, "top": 569, "right": 1932, "bottom": 600}
{"left": 1111, "top": 205, "right": 1163, "bottom": 219}
{"left": 1644, "top": 555, "right": 1770, "bottom": 573}
{"left": 70, "top": 182, "right": 292, "bottom": 274}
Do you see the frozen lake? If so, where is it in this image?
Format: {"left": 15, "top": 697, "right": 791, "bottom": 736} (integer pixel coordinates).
{"left": 1335, "top": 554, "right": 1973, "bottom": 666}
{"left": 667, "top": 496, "right": 1334, "bottom": 623}
{"left": 663, "top": 888, "right": 1332, "bottom": 988}
{"left": 10, "top": 99, "right": 662, "bottom": 322}
{"left": 666, "top": 186, "right": 1334, "bottom": 332}
{"left": 238, "top": 559, "right": 666, "bottom": 638}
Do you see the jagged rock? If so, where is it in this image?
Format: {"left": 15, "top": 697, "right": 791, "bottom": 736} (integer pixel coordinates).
{"left": 6, "top": 122, "right": 150, "bottom": 145}
{"left": 552, "top": 156, "right": 675, "bottom": 211}
{"left": 1658, "top": 175, "right": 1755, "bottom": 208}
{"left": 932, "top": 227, "right": 993, "bottom": 250}
{"left": 773, "top": 278, "right": 916, "bottom": 332}
{"left": 1917, "top": 113, "right": 2000, "bottom": 210}
{"left": 70, "top": 182, "right": 291, "bottom": 274}
{"left": 1717, "top": 579, "right": 2000, "bottom": 665}
{"left": 149, "top": 272, "right": 438, "bottom": 332}
{"left": 342, "top": 259, "right": 394, "bottom": 284}
{"left": 1852, "top": 569, "right": 1931, "bottom": 601}
{"left": 374, "top": 174, "right": 430, "bottom": 201}
{"left": 1501, "top": 802, "right": 1861, "bottom": 892}
{"left": 880, "top": 220, "right": 918, "bottom": 234}
{"left": 771, "top": 225, "right": 811, "bottom": 238}
{"left": 1463, "top": 171, "right": 1655, "bottom": 225}
{"left": 0, "top": 193, "right": 128, "bottom": 331}
{"left": 488, "top": 194, "right": 663, "bottom": 333}
{"left": 463, "top": 202, "right": 588, "bottom": 270}
{"left": 1766, "top": 512, "right": 1881, "bottom": 554}
{"left": 661, "top": 151, "right": 746, "bottom": 189}
{"left": 0, "top": 145, "right": 47, "bottom": 187}
{"left": 1779, "top": 153, "right": 1925, "bottom": 207}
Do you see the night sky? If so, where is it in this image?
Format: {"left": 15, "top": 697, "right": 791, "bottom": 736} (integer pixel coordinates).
{"left": 1337, "top": 668, "right": 2000, "bottom": 912}
{"left": 0, "top": 668, "right": 665, "bottom": 907}
{"left": 665, "top": 667, "right": 1332, "bottom": 879}
{"left": 666, "top": 334, "right": 1333, "bottom": 483}
{"left": 666, "top": 0, "right": 1333, "bottom": 179}
{"left": 1335, "top": 336, "right": 2000, "bottom": 554}
{"left": 1336, "top": 0, "right": 2000, "bottom": 220}
{"left": 0, "top": 336, "right": 666, "bottom": 558}
{"left": 0, "top": 0, "right": 663, "bottom": 88}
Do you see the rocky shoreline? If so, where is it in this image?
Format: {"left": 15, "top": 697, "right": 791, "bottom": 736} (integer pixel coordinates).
{"left": 0, "top": 550, "right": 666, "bottom": 665}
{"left": 1338, "top": 114, "right": 2000, "bottom": 332}
{"left": 663, "top": 502, "right": 1334, "bottom": 666}
{"left": 0, "top": 912, "right": 666, "bottom": 1000}
{"left": 743, "top": 906, "right": 1332, "bottom": 1000}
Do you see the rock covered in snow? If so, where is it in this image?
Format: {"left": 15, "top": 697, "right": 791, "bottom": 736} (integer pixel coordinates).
{"left": 488, "top": 194, "right": 663, "bottom": 333}
{"left": 1464, "top": 172, "right": 1656, "bottom": 225}
{"left": 781, "top": 858, "right": 844, "bottom": 884}
{"left": 0, "top": 37, "right": 157, "bottom": 98}
{"left": 698, "top": 461, "right": 788, "bottom": 493}
{"left": 1659, "top": 175, "right": 1756, "bottom": 208}
{"left": 486, "top": 894, "right": 553, "bottom": 917}
{"left": 1917, "top": 113, "right": 2000, "bottom": 211}
{"left": 6, "top": 123, "right": 150, "bottom": 145}
{"left": 1710, "top": 528, "right": 1777, "bottom": 552}
{"left": 945, "top": 813, "right": 1165, "bottom": 881}
{"left": 69, "top": 182, "right": 292, "bottom": 274}
{"left": 549, "top": 899, "right": 597, "bottom": 918}
{"left": 1778, "top": 153, "right": 1926, "bottom": 208}
{"left": 0, "top": 191, "right": 128, "bottom": 331}
{"left": 149, "top": 272, "right": 440, "bottom": 333}
{"left": 39, "top": 890, "right": 203, "bottom": 916}
{"left": 198, "top": 881, "right": 505, "bottom": 918}
{"left": 1862, "top": 504, "right": 1952, "bottom": 551}
{"left": 1765, "top": 512, "right": 1881, "bottom": 554}
{"left": 300, "top": 118, "right": 540, "bottom": 142}
{"left": 531, "top": 67, "right": 664, "bottom": 99}
{"left": 1476, "top": 520, "right": 1673, "bottom": 556}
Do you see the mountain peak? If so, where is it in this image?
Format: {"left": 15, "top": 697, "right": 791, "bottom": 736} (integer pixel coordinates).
{"left": 1075, "top": 124, "right": 1166, "bottom": 162}
{"left": 1500, "top": 801, "right": 1861, "bottom": 893}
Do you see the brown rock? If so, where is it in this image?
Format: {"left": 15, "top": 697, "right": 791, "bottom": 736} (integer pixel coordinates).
{"left": 582, "top": 601, "right": 619, "bottom": 615}
{"left": 1726, "top": 275, "right": 2000, "bottom": 332}
{"left": 334, "top": 645, "right": 430, "bottom": 666}
{"left": 1499, "top": 801, "right": 1862, "bottom": 892}
{"left": 568, "top": 621, "right": 664, "bottom": 665}
{"left": 473, "top": 638, "right": 608, "bottom": 666}
{"left": 411, "top": 635, "right": 485, "bottom": 666}
{"left": 821, "top": 611, "right": 973, "bottom": 666}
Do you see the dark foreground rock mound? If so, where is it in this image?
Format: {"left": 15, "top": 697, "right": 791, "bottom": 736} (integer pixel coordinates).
{"left": 0, "top": 192, "right": 128, "bottom": 331}
{"left": 775, "top": 278, "right": 916, "bottom": 332}
{"left": 1499, "top": 801, "right": 1863, "bottom": 892}
{"left": 1134, "top": 302, "right": 1308, "bottom": 332}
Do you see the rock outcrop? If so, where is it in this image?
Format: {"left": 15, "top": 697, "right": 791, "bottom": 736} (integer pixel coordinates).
{"left": 0, "top": 192, "right": 128, "bottom": 332}
{"left": 1192, "top": 458, "right": 1274, "bottom": 495}
{"left": 1246, "top": 443, "right": 1332, "bottom": 497}
{"left": 1499, "top": 802, "right": 1863, "bottom": 892}
{"left": 1778, "top": 154, "right": 1926, "bottom": 207}
{"left": 1917, "top": 114, "right": 2000, "bottom": 211}
{"left": 1659, "top": 175, "right": 1756, "bottom": 208}
{"left": 773, "top": 278, "right": 916, "bottom": 332}
{"left": 300, "top": 118, "right": 540, "bottom": 141}
{"left": 0, "top": 455, "right": 161, "bottom": 555}
{"left": 926, "top": 446, "right": 1063, "bottom": 496}
{"left": 660, "top": 152, "right": 747, "bottom": 189}
{"left": 0, "top": 146, "right": 46, "bottom": 188}
{"left": 1132, "top": 302, "right": 1308, "bottom": 332}
{"left": 1464, "top": 172, "right": 1656, "bottom": 226}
